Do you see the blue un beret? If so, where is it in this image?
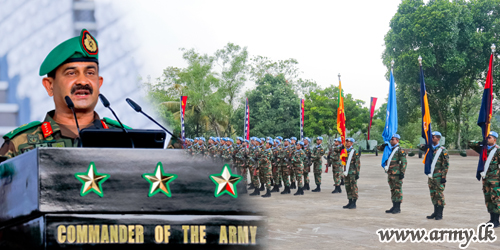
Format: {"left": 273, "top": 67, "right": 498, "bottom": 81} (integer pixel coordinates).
{"left": 432, "top": 131, "right": 442, "bottom": 137}
{"left": 490, "top": 131, "right": 499, "bottom": 138}
{"left": 317, "top": 136, "right": 323, "bottom": 140}
{"left": 305, "top": 137, "right": 311, "bottom": 142}
{"left": 255, "top": 138, "right": 261, "bottom": 143}
{"left": 346, "top": 138, "right": 355, "bottom": 142}
{"left": 285, "top": 139, "right": 291, "bottom": 143}
{"left": 392, "top": 134, "right": 401, "bottom": 140}
{"left": 291, "top": 137, "right": 297, "bottom": 141}
{"left": 298, "top": 141, "right": 304, "bottom": 146}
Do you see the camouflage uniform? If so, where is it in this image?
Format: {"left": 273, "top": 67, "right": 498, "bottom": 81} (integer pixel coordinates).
{"left": 469, "top": 141, "right": 499, "bottom": 214}
{"left": 250, "top": 146, "right": 261, "bottom": 189}
{"left": 418, "top": 144, "right": 449, "bottom": 206}
{"left": 235, "top": 145, "right": 249, "bottom": 186}
{"left": 312, "top": 144, "right": 325, "bottom": 186}
{"left": 196, "top": 143, "right": 207, "bottom": 156}
{"left": 345, "top": 147, "right": 360, "bottom": 200}
{"left": 0, "top": 111, "right": 123, "bottom": 160}
{"left": 259, "top": 147, "right": 273, "bottom": 191}
{"left": 272, "top": 145, "right": 281, "bottom": 186}
{"left": 378, "top": 144, "right": 408, "bottom": 203}
{"left": 289, "top": 144, "right": 296, "bottom": 186}
{"left": 291, "top": 148, "right": 305, "bottom": 188}
{"left": 303, "top": 143, "right": 312, "bottom": 186}
{"left": 330, "top": 146, "right": 344, "bottom": 186}
{"left": 280, "top": 145, "right": 293, "bottom": 188}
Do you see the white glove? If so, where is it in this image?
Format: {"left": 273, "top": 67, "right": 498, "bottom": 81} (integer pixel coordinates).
{"left": 427, "top": 174, "right": 432, "bottom": 179}
{"left": 343, "top": 171, "right": 348, "bottom": 177}
{"left": 480, "top": 172, "right": 486, "bottom": 178}
{"left": 384, "top": 166, "right": 388, "bottom": 172}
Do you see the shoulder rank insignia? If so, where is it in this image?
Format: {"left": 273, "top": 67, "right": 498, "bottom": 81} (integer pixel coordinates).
{"left": 41, "top": 122, "right": 53, "bottom": 138}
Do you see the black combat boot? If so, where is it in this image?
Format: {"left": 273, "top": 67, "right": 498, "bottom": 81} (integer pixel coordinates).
{"left": 348, "top": 199, "right": 357, "bottom": 209}
{"left": 343, "top": 199, "right": 352, "bottom": 209}
{"left": 278, "top": 182, "right": 282, "bottom": 188}
{"left": 391, "top": 202, "right": 401, "bottom": 214}
{"left": 332, "top": 185, "right": 341, "bottom": 194}
{"left": 492, "top": 213, "right": 500, "bottom": 228}
{"left": 487, "top": 213, "right": 494, "bottom": 224}
{"left": 261, "top": 189, "right": 271, "bottom": 198}
{"left": 259, "top": 183, "right": 265, "bottom": 191}
{"left": 304, "top": 183, "right": 310, "bottom": 190}
{"left": 435, "top": 205, "right": 443, "bottom": 220}
{"left": 290, "top": 182, "right": 296, "bottom": 189}
{"left": 270, "top": 179, "right": 274, "bottom": 186}
{"left": 427, "top": 205, "right": 437, "bottom": 219}
{"left": 249, "top": 188, "right": 260, "bottom": 196}
{"left": 270, "top": 185, "right": 280, "bottom": 193}
{"left": 248, "top": 183, "right": 255, "bottom": 190}
{"left": 280, "top": 186, "right": 290, "bottom": 194}
{"left": 340, "top": 179, "right": 345, "bottom": 186}
{"left": 386, "top": 202, "right": 395, "bottom": 213}
{"left": 311, "top": 185, "right": 321, "bottom": 192}
{"left": 293, "top": 187, "right": 303, "bottom": 196}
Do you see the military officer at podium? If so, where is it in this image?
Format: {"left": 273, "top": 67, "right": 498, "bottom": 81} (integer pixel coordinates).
{"left": 0, "top": 29, "right": 124, "bottom": 161}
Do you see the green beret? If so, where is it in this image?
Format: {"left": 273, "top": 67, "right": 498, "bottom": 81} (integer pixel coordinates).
{"left": 39, "top": 29, "right": 99, "bottom": 76}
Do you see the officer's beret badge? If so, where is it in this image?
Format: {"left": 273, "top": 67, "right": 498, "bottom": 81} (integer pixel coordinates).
{"left": 81, "top": 29, "right": 98, "bottom": 56}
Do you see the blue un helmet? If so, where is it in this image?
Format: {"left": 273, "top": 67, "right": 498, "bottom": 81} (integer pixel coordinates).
{"left": 316, "top": 136, "right": 323, "bottom": 141}
{"left": 276, "top": 136, "right": 283, "bottom": 140}
{"left": 199, "top": 137, "right": 206, "bottom": 142}
{"left": 267, "top": 139, "right": 274, "bottom": 145}
{"left": 255, "top": 138, "right": 261, "bottom": 143}
{"left": 346, "top": 138, "right": 355, "bottom": 143}
{"left": 291, "top": 137, "right": 297, "bottom": 141}
{"left": 284, "top": 139, "right": 291, "bottom": 143}
{"left": 237, "top": 137, "right": 243, "bottom": 141}
{"left": 391, "top": 134, "right": 401, "bottom": 140}
{"left": 304, "top": 137, "right": 311, "bottom": 142}
{"left": 298, "top": 141, "right": 304, "bottom": 146}
{"left": 244, "top": 139, "right": 250, "bottom": 144}
{"left": 432, "top": 131, "right": 442, "bottom": 137}
{"left": 228, "top": 138, "right": 234, "bottom": 143}
{"left": 260, "top": 137, "right": 265, "bottom": 142}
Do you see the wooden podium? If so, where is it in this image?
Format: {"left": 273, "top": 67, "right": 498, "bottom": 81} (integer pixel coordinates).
{"left": 0, "top": 148, "right": 265, "bottom": 249}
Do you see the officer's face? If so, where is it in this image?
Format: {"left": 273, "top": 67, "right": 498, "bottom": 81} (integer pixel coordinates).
{"left": 334, "top": 141, "right": 340, "bottom": 146}
{"left": 297, "top": 144, "right": 302, "bottom": 149}
{"left": 284, "top": 141, "right": 289, "bottom": 146}
{"left": 432, "top": 136, "right": 440, "bottom": 145}
{"left": 346, "top": 141, "right": 353, "bottom": 147}
{"left": 291, "top": 140, "right": 296, "bottom": 144}
{"left": 304, "top": 140, "right": 309, "bottom": 145}
{"left": 487, "top": 135, "right": 497, "bottom": 146}
{"left": 317, "top": 139, "right": 322, "bottom": 145}
{"left": 43, "top": 62, "right": 103, "bottom": 113}
{"left": 390, "top": 138, "right": 399, "bottom": 146}
{"left": 266, "top": 143, "right": 272, "bottom": 148}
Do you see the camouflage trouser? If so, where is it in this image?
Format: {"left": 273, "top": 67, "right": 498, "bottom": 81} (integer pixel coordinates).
{"left": 272, "top": 163, "right": 280, "bottom": 184}
{"left": 313, "top": 160, "right": 322, "bottom": 185}
{"left": 294, "top": 164, "right": 304, "bottom": 188}
{"left": 251, "top": 164, "right": 260, "bottom": 187}
{"left": 290, "top": 167, "right": 296, "bottom": 184}
{"left": 281, "top": 163, "right": 291, "bottom": 187}
{"left": 303, "top": 162, "right": 311, "bottom": 184}
{"left": 333, "top": 162, "right": 343, "bottom": 186}
{"left": 345, "top": 174, "right": 358, "bottom": 200}
{"left": 388, "top": 174, "right": 403, "bottom": 202}
{"left": 238, "top": 162, "right": 248, "bottom": 186}
{"left": 428, "top": 177, "right": 446, "bottom": 206}
{"left": 260, "top": 162, "right": 272, "bottom": 190}
{"left": 259, "top": 164, "right": 265, "bottom": 185}
{"left": 482, "top": 177, "right": 500, "bottom": 214}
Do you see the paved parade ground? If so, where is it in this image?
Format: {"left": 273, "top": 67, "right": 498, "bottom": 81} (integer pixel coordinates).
{"left": 249, "top": 154, "right": 500, "bottom": 250}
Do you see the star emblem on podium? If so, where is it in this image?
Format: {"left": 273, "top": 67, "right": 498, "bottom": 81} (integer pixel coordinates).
{"left": 142, "top": 162, "right": 177, "bottom": 197}
{"left": 75, "top": 162, "right": 110, "bottom": 197}
{"left": 210, "top": 164, "right": 242, "bottom": 198}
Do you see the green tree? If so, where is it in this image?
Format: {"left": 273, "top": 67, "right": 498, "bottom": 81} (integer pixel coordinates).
{"left": 232, "top": 74, "right": 300, "bottom": 138}
{"left": 383, "top": 0, "right": 500, "bottom": 149}
{"left": 303, "top": 85, "right": 369, "bottom": 138}
{"left": 215, "top": 43, "right": 249, "bottom": 136}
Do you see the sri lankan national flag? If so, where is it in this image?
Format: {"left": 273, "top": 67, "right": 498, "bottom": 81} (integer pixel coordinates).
{"left": 476, "top": 53, "right": 495, "bottom": 180}
{"left": 420, "top": 66, "right": 433, "bottom": 175}
{"left": 337, "top": 78, "right": 348, "bottom": 166}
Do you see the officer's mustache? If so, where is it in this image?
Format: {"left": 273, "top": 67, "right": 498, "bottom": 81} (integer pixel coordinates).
{"left": 70, "top": 84, "right": 93, "bottom": 95}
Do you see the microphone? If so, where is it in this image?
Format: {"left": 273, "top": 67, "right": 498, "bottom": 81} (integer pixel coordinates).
{"left": 99, "top": 94, "right": 135, "bottom": 148}
{"left": 64, "top": 96, "right": 82, "bottom": 147}
{"left": 125, "top": 98, "right": 177, "bottom": 138}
